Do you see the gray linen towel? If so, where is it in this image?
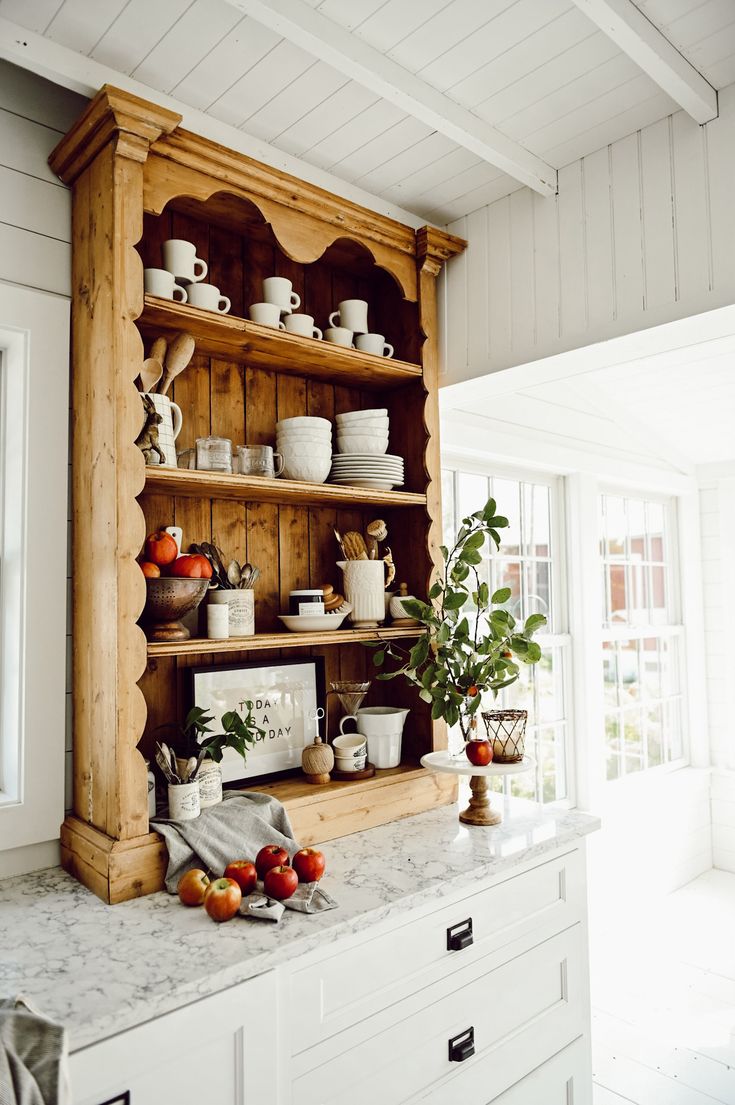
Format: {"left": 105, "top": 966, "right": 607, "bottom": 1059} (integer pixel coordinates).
{"left": 240, "top": 881, "right": 338, "bottom": 923}
{"left": 0, "top": 997, "right": 70, "bottom": 1105}
{"left": 153, "top": 791, "right": 300, "bottom": 893}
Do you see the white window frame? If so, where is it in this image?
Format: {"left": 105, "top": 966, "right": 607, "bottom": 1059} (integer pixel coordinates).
{"left": 442, "top": 454, "right": 575, "bottom": 808}
{"left": 0, "top": 281, "right": 69, "bottom": 850}
{"left": 599, "top": 486, "right": 688, "bottom": 782}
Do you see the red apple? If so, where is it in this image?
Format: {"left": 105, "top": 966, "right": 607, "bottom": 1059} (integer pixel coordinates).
{"left": 177, "top": 868, "right": 210, "bottom": 907}
{"left": 292, "top": 848, "right": 326, "bottom": 884}
{"left": 139, "top": 560, "right": 161, "bottom": 579}
{"left": 168, "top": 554, "right": 211, "bottom": 579}
{"left": 263, "top": 865, "right": 298, "bottom": 901}
{"left": 466, "top": 739, "right": 493, "bottom": 767}
{"left": 255, "top": 844, "right": 289, "bottom": 879}
{"left": 224, "top": 860, "right": 257, "bottom": 895}
{"left": 144, "top": 530, "right": 178, "bottom": 567}
{"left": 204, "top": 877, "right": 242, "bottom": 922}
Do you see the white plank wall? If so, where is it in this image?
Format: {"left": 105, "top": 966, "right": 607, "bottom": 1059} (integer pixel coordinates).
{"left": 0, "top": 60, "right": 86, "bottom": 860}
{"left": 441, "top": 81, "right": 735, "bottom": 384}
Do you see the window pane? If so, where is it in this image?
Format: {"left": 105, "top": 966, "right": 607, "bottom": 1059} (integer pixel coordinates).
{"left": 599, "top": 492, "right": 683, "bottom": 778}
{"left": 522, "top": 483, "right": 550, "bottom": 559}
{"left": 441, "top": 468, "right": 455, "bottom": 547}
{"left": 524, "top": 560, "right": 552, "bottom": 627}
{"left": 457, "top": 472, "right": 488, "bottom": 524}
{"left": 493, "top": 477, "right": 521, "bottom": 555}
{"left": 537, "top": 648, "right": 564, "bottom": 723}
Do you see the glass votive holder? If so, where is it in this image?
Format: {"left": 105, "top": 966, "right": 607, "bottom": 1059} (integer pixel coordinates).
{"left": 196, "top": 436, "right": 232, "bottom": 473}
{"left": 177, "top": 448, "right": 196, "bottom": 470}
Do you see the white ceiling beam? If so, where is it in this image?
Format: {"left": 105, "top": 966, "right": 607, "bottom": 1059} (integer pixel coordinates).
{"left": 570, "top": 0, "right": 717, "bottom": 124}
{"left": 0, "top": 16, "right": 425, "bottom": 228}
{"left": 224, "top": 0, "right": 557, "bottom": 197}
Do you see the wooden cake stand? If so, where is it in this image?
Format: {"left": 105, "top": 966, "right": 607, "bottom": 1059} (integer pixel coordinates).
{"left": 420, "top": 751, "right": 534, "bottom": 826}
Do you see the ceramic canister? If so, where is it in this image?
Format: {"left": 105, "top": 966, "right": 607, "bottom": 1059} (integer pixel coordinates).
{"left": 339, "top": 559, "right": 385, "bottom": 627}
{"left": 168, "top": 781, "right": 200, "bottom": 821}
{"left": 197, "top": 760, "right": 223, "bottom": 808}
{"left": 208, "top": 589, "right": 255, "bottom": 636}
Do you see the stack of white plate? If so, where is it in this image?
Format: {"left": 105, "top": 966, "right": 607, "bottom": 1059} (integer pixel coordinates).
{"left": 335, "top": 408, "right": 389, "bottom": 455}
{"left": 329, "top": 453, "right": 404, "bottom": 490}
{"left": 276, "top": 416, "right": 332, "bottom": 483}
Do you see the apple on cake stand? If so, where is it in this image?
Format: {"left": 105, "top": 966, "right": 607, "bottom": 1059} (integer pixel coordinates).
{"left": 420, "top": 749, "right": 534, "bottom": 826}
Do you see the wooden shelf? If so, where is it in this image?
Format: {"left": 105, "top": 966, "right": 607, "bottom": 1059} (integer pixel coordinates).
{"left": 139, "top": 296, "right": 423, "bottom": 388}
{"left": 249, "top": 762, "right": 427, "bottom": 804}
{"left": 146, "top": 625, "right": 420, "bottom": 658}
{"left": 144, "top": 466, "right": 426, "bottom": 507}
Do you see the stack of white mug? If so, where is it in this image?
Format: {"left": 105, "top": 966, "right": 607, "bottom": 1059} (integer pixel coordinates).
{"left": 250, "top": 277, "right": 323, "bottom": 338}
{"left": 143, "top": 239, "right": 232, "bottom": 314}
{"left": 325, "top": 299, "right": 393, "bottom": 357}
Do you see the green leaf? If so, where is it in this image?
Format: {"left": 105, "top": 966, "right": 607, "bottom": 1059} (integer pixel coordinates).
{"left": 373, "top": 650, "right": 385, "bottom": 666}
{"left": 401, "top": 598, "right": 427, "bottom": 620}
{"left": 428, "top": 580, "right": 443, "bottom": 600}
{"left": 409, "top": 636, "right": 429, "bottom": 669}
{"left": 524, "top": 613, "right": 547, "bottom": 632}
{"left": 419, "top": 689, "right": 433, "bottom": 703}
{"left": 482, "top": 498, "right": 497, "bottom": 521}
{"left": 462, "top": 548, "right": 483, "bottom": 565}
{"left": 464, "top": 530, "right": 486, "bottom": 550}
{"left": 491, "top": 586, "right": 512, "bottom": 604}
{"left": 443, "top": 591, "right": 466, "bottom": 610}
{"left": 431, "top": 698, "right": 445, "bottom": 721}
{"left": 439, "top": 545, "right": 449, "bottom": 561}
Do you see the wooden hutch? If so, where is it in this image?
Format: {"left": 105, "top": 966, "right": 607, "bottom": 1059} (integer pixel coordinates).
{"left": 49, "top": 86, "right": 466, "bottom": 903}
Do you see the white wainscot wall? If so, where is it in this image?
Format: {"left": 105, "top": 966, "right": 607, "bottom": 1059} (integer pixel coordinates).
{"left": 439, "top": 82, "right": 735, "bottom": 385}
{"left": 0, "top": 60, "right": 85, "bottom": 876}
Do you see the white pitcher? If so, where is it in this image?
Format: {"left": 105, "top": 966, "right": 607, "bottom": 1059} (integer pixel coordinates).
{"left": 141, "top": 392, "right": 183, "bottom": 468}
{"left": 340, "top": 707, "right": 409, "bottom": 769}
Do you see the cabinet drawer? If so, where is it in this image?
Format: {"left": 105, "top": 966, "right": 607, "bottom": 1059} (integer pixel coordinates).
{"left": 292, "top": 924, "right": 586, "bottom": 1105}
{"left": 289, "top": 847, "right": 584, "bottom": 1054}
{"left": 420, "top": 1035, "right": 592, "bottom": 1105}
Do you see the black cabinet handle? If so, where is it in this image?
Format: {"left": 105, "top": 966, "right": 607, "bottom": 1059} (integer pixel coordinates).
{"left": 446, "top": 917, "right": 473, "bottom": 951}
{"left": 448, "top": 1026, "right": 475, "bottom": 1063}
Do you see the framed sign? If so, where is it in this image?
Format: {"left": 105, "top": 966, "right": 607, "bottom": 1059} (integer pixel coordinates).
{"left": 191, "top": 657, "right": 326, "bottom": 783}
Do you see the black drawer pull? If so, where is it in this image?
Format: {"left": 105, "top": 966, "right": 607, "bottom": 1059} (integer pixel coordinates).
{"left": 446, "top": 917, "right": 473, "bottom": 951}
{"left": 448, "top": 1026, "right": 475, "bottom": 1063}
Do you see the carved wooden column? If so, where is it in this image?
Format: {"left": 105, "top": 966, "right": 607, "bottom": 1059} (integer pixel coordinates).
{"left": 50, "top": 88, "right": 180, "bottom": 901}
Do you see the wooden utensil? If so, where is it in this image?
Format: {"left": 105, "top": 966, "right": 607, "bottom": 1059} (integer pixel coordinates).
{"left": 149, "top": 336, "right": 168, "bottom": 366}
{"left": 139, "top": 357, "right": 163, "bottom": 393}
{"left": 159, "top": 331, "right": 195, "bottom": 395}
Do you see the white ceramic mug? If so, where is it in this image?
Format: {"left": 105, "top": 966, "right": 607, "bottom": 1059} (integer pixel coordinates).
{"left": 324, "top": 326, "right": 354, "bottom": 348}
{"left": 187, "top": 283, "right": 231, "bottom": 313}
{"left": 140, "top": 392, "right": 183, "bottom": 468}
{"left": 329, "top": 299, "right": 368, "bottom": 334}
{"left": 144, "top": 268, "right": 187, "bottom": 303}
{"left": 356, "top": 333, "right": 394, "bottom": 358}
{"left": 250, "top": 302, "right": 286, "bottom": 329}
{"left": 333, "top": 732, "right": 367, "bottom": 756}
{"left": 161, "top": 239, "right": 208, "bottom": 284}
{"left": 338, "top": 559, "right": 386, "bottom": 627}
{"left": 284, "top": 313, "right": 322, "bottom": 340}
{"left": 263, "top": 276, "right": 301, "bottom": 314}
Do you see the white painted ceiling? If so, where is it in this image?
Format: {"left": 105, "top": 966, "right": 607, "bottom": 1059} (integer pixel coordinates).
{"left": 442, "top": 308, "right": 735, "bottom": 468}
{"left": 2, "top": 0, "right": 734, "bottom": 224}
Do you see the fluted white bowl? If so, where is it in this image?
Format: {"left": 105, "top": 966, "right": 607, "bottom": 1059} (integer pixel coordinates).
{"left": 336, "top": 408, "right": 388, "bottom": 424}
{"left": 336, "top": 434, "right": 389, "bottom": 455}
{"left": 276, "top": 415, "right": 332, "bottom": 431}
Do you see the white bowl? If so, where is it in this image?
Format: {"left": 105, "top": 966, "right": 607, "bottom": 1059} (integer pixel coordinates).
{"left": 279, "top": 445, "right": 333, "bottom": 460}
{"left": 336, "top": 419, "right": 388, "bottom": 433}
{"left": 335, "top": 756, "right": 367, "bottom": 772}
{"left": 276, "top": 416, "right": 332, "bottom": 432}
{"left": 277, "top": 436, "right": 332, "bottom": 449}
{"left": 336, "top": 436, "right": 389, "bottom": 455}
{"left": 278, "top": 612, "right": 348, "bottom": 631}
{"left": 282, "top": 457, "right": 332, "bottom": 483}
{"left": 336, "top": 408, "right": 387, "bottom": 424}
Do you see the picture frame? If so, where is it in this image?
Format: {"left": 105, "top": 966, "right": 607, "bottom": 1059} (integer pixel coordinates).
{"left": 191, "top": 657, "right": 326, "bottom": 783}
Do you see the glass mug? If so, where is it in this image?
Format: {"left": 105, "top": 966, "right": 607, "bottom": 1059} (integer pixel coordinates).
{"left": 236, "top": 444, "right": 284, "bottom": 478}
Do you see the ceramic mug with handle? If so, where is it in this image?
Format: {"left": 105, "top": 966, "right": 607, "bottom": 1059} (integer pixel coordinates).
{"left": 187, "top": 283, "right": 231, "bottom": 313}
{"left": 284, "top": 313, "right": 322, "bottom": 340}
{"left": 161, "top": 239, "right": 208, "bottom": 284}
{"left": 329, "top": 299, "right": 368, "bottom": 334}
{"left": 144, "top": 268, "right": 188, "bottom": 303}
{"left": 355, "top": 333, "right": 394, "bottom": 358}
{"left": 263, "top": 276, "right": 301, "bottom": 314}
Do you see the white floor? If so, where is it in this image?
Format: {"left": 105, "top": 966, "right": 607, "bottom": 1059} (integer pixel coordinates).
{"left": 590, "top": 869, "right": 735, "bottom": 1104}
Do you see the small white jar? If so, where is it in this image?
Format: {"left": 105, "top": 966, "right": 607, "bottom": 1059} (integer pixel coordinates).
{"left": 208, "top": 589, "right": 254, "bottom": 636}
{"left": 197, "top": 759, "right": 223, "bottom": 808}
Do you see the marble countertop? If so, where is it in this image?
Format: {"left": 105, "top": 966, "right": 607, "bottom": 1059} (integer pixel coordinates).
{"left": 2, "top": 798, "right": 598, "bottom": 1052}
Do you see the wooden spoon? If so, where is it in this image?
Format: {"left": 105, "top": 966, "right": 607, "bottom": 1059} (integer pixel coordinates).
{"left": 149, "top": 336, "right": 168, "bottom": 365}
{"left": 159, "top": 331, "right": 195, "bottom": 395}
{"left": 139, "top": 357, "right": 163, "bottom": 393}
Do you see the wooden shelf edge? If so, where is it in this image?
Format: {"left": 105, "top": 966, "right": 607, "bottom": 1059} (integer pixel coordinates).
{"left": 143, "top": 466, "right": 426, "bottom": 508}
{"left": 146, "top": 625, "right": 421, "bottom": 657}
{"left": 139, "top": 296, "right": 423, "bottom": 387}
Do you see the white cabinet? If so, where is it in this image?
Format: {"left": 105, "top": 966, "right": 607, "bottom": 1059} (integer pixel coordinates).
{"left": 69, "top": 971, "right": 279, "bottom": 1105}
{"left": 68, "top": 844, "right": 592, "bottom": 1105}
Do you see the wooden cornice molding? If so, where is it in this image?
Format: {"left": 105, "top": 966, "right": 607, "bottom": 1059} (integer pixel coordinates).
{"left": 49, "top": 84, "right": 181, "bottom": 185}
{"left": 416, "top": 226, "right": 467, "bottom": 275}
